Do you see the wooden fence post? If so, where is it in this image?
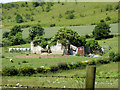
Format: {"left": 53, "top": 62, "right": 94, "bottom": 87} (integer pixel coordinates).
{"left": 85, "top": 65, "right": 96, "bottom": 90}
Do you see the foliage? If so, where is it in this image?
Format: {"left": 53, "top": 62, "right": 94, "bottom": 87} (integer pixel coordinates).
{"left": 22, "top": 60, "right": 28, "bottom": 63}
{"left": 36, "top": 67, "right": 45, "bottom": 73}
{"left": 16, "top": 14, "right": 23, "bottom": 23}
{"left": 50, "top": 65, "right": 59, "bottom": 72}
{"left": 10, "top": 25, "right": 23, "bottom": 36}
{"left": 105, "top": 16, "right": 111, "bottom": 21}
{"left": 29, "top": 24, "right": 44, "bottom": 40}
{"left": 12, "top": 32, "right": 25, "bottom": 45}
{"left": 32, "top": 2, "right": 39, "bottom": 7}
{"left": 19, "top": 66, "right": 35, "bottom": 76}
{"left": 58, "top": 62, "right": 69, "bottom": 70}
{"left": 33, "top": 36, "right": 48, "bottom": 49}
{"left": 2, "top": 32, "right": 9, "bottom": 38}
{"left": 54, "top": 28, "right": 86, "bottom": 47}
{"left": 109, "top": 51, "right": 115, "bottom": 59}
{"left": 65, "top": 10, "right": 75, "bottom": 19}
{"left": 50, "top": 24, "right": 56, "bottom": 27}
{"left": 85, "top": 39, "right": 99, "bottom": 51}
{"left": 2, "top": 67, "right": 18, "bottom": 76}
{"left": 2, "top": 38, "right": 12, "bottom": 46}
{"left": 92, "top": 20, "right": 111, "bottom": 40}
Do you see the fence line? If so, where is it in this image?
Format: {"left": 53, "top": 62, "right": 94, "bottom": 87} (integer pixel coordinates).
{"left": 1, "top": 75, "right": 119, "bottom": 79}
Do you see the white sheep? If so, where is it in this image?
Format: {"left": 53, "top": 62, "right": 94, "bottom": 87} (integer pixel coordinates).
{"left": 10, "top": 59, "right": 13, "bottom": 63}
{"left": 40, "top": 66, "right": 44, "bottom": 68}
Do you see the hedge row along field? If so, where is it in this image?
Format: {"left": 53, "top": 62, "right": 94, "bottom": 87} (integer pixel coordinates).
{"left": 2, "top": 53, "right": 120, "bottom": 76}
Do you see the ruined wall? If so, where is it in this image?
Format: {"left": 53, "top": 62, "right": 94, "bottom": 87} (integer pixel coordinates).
{"left": 31, "top": 41, "right": 64, "bottom": 54}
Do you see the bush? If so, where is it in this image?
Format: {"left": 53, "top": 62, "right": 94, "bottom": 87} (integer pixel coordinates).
{"left": 113, "top": 53, "right": 120, "bottom": 62}
{"left": 2, "top": 67, "right": 18, "bottom": 76}
{"left": 36, "top": 67, "right": 45, "bottom": 73}
{"left": 96, "top": 59, "right": 110, "bottom": 64}
{"left": 58, "top": 62, "right": 69, "bottom": 70}
{"left": 50, "top": 65, "right": 59, "bottom": 72}
{"left": 22, "top": 60, "right": 28, "bottom": 63}
{"left": 1, "top": 55, "right": 5, "bottom": 58}
{"left": 50, "top": 24, "right": 55, "bottom": 27}
{"left": 19, "top": 66, "right": 35, "bottom": 76}
{"left": 109, "top": 51, "right": 115, "bottom": 60}
{"left": 105, "top": 16, "right": 111, "bottom": 21}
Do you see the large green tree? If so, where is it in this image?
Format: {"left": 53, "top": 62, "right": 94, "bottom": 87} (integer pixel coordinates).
{"left": 10, "top": 25, "right": 23, "bottom": 36}
{"left": 52, "top": 28, "right": 86, "bottom": 54}
{"left": 92, "top": 20, "right": 111, "bottom": 40}
{"left": 33, "top": 36, "right": 48, "bottom": 49}
{"left": 29, "top": 24, "right": 44, "bottom": 40}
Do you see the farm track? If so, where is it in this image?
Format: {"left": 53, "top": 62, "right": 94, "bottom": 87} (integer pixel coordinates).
{"left": 8, "top": 55, "right": 74, "bottom": 58}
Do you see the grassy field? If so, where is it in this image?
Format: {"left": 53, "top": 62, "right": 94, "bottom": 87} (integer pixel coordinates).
{"left": 1, "top": 36, "right": 119, "bottom": 88}
{"left": 1, "top": 36, "right": 118, "bottom": 69}
{"left": 2, "top": 23, "right": 118, "bottom": 38}
{"left": 2, "top": 62, "right": 119, "bottom": 88}
{"left": 1, "top": 2, "right": 118, "bottom": 28}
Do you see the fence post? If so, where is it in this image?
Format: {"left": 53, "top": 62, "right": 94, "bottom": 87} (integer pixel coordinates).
{"left": 85, "top": 65, "right": 96, "bottom": 90}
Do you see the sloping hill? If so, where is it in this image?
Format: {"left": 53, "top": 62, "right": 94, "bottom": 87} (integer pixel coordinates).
{"left": 1, "top": 2, "right": 118, "bottom": 28}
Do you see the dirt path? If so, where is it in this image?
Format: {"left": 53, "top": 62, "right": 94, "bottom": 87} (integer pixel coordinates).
{"left": 9, "top": 54, "right": 74, "bottom": 58}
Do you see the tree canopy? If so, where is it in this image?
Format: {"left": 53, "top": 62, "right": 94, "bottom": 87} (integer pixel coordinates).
{"left": 29, "top": 24, "right": 45, "bottom": 40}
{"left": 54, "top": 28, "right": 86, "bottom": 47}
{"left": 92, "top": 20, "right": 111, "bottom": 40}
{"left": 10, "top": 25, "right": 23, "bottom": 36}
{"left": 85, "top": 39, "right": 99, "bottom": 51}
{"left": 33, "top": 36, "right": 48, "bottom": 49}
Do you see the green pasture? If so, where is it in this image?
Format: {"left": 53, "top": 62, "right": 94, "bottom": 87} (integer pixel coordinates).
{"left": 2, "top": 62, "right": 119, "bottom": 88}
{"left": 2, "top": 2, "right": 118, "bottom": 28}
{"left": 2, "top": 23, "right": 118, "bottom": 38}
{"left": 1, "top": 36, "right": 119, "bottom": 88}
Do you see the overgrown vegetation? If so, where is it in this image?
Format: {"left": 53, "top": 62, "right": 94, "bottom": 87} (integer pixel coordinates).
{"left": 1, "top": 2, "right": 118, "bottom": 28}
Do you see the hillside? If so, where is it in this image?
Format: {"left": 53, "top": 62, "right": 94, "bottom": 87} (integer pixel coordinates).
{"left": 1, "top": 2, "right": 119, "bottom": 28}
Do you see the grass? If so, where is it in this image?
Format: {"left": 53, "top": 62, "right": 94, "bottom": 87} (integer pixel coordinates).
{"left": 1, "top": 36, "right": 119, "bottom": 88}
{"left": 2, "top": 62, "right": 119, "bottom": 88}
{"left": 1, "top": 2, "right": 118, "bottom": 28}
{"left": 2, "top": 23, "right": 118, "bottom": 38}
{"left": 1, "top": 36, "right": 118, "bottom": 70}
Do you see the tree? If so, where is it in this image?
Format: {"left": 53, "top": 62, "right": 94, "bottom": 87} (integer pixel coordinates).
{"left": 2, "top": 32, "right": 9, "bottom": 38}
{"left": 52, "top": 28, "right": 86, "bottom": 54}
{"left": 32, "top": 2, "right": 39, "bottom": 7}
{"left": 92, "top": 20, "right": 111, "bottom": 40}
{"left": 13, "top": 32, "right": 25, "bottom": 45}
{"left": 2, "top": 38, "right": 12, "bottom": 46}
{"left": 10, "top": 25, "right": 23, "bottom": 36}
{"left": 16, "top": 14, "right": 23, "bottom": 23}
{"left": 85, "top": 39, "right": 99, "bottom": 51}
{"left": 29, "top": 24, "right": 44, "bottom": 40}
{"left": 33, "top": 36, "right": 48, "bottom": 49}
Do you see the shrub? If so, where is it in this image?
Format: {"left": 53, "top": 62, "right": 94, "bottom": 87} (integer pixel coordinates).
{"left": 66, "top": 14, "right": 75, "bottom": 19}
{"left": 1, "top": 55, "right": 5, "bottom": 58}
{"left": 50, "top": 65, "right": 59, "bottom": 72}
{"left": 50, "top": 24, "right": 55, "bottom": 27}
{"left": 58, "top": 62, "right": 69, "bottom": 70}
{"left": 22, "top": 60, "right": 28, "bottom": 63}
{"left": 76, "top": 53, "right": 80, "bottom": 56}
{"left": 105, "top": 16, "right": 111, "bottom": 21}
{"left": 85, "top": 34, "right": 90, "bottom": 38}
{"left": 109, "top": 51, "right": 115, "bottom": 60}
{"left": 96, "top": 59, "right": 110, "bottom": 64}
{"left": 2, "top": 67, "right": 18, "bottom": 76}
{"left": 113, "top": 53, "right": 120, "bottom": 62}
{"left": 36, "top": 67, "right": 45, "bottom": 73}
{"left": 19, "top": 66, "right": 35, "bottom": 76}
